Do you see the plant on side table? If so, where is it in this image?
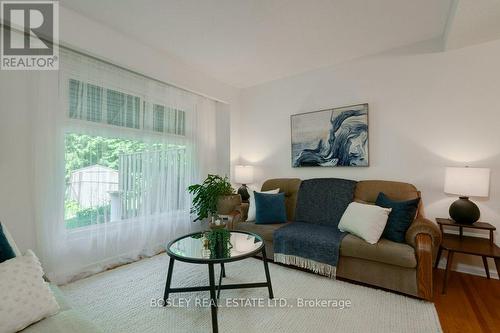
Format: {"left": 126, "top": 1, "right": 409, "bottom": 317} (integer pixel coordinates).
{"left": 188, "top": 174, "right": 240, "bottom": 222}
{"left": 189, "top": 175, "right": 238, "bottom": 257}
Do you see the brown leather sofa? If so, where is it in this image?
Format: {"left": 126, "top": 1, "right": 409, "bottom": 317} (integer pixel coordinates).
{"left": 234, "top": 178, "right": 442, "bottom": 301}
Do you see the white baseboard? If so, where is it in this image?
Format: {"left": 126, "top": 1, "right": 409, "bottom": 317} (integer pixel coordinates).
{"left": 437, "top": 259, "right": 499, "bottom": 279}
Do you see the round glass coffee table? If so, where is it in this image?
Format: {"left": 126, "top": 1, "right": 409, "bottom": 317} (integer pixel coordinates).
{"left": 163, "top": 230, "right": 274, "bottom": 333}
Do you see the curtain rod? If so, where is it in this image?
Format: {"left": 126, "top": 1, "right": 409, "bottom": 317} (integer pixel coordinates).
{"left": 59, "top": 43, "right": 229, "bottom": 104}
{"left": 1, "top": 23, "right": 229, "bottom": 104}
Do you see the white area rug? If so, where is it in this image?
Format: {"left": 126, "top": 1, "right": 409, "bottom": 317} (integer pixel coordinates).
{"left": 61, "top": 254, "right": 442, "bottom": 333}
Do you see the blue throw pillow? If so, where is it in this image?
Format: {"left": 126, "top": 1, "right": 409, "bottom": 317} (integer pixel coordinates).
{"left": 254, "top": 192, "right": 287, "bottom": 224}
{"left": 0, "top": 223, "right": 16, "bottom": 263}
{"left": 376, "top": 192, "right": 420, "bottom": 243}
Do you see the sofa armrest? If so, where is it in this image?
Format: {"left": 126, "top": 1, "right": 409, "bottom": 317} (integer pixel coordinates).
{"left": 407, "top": 217, "right": 441, "bottom": 301}
{"left": 415, "top": 233, "right": 433, "bottom": 300}
{"left": 406, "top": 217, "right": 442, "bottom": 255}
{"left": 235, "top": 203, "right": 249, "bottom": 222}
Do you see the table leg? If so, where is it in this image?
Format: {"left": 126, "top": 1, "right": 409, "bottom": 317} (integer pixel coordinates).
{"left": 482, "top": 257, "right": 490, "bottom": 279}
{"left": 221, "top": 263, "right": 226, "bottom": 278}
{"left": 208, "top": 263, "right": 218, "bottom": 333}
{"left": 163, "top": 257, "right": 175, "bottom": 306}
{"left": 261, "top": 247, "right": 274, "bottom": 299}
{"left": 216, "top": 263, "right": 225, "bottom": 300}
{"left": 217, "top": 266, "right": 223, "bottom": 300}
{"left": 435, "top": 246, "right": 443, "bottom": 269}
{"left": 495, "top": 258, "right": 500, "bottom": 278}
{"left": 442, "top": 251, "right": 454, "bottom": 294}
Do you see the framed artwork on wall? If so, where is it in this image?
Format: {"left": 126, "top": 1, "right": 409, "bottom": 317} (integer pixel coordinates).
{"left": 291, "top": 103, "right": 369, "bottom": 167}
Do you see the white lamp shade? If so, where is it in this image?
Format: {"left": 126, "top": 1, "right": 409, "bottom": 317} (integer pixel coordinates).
{"left": 444, "top": 167, "right": 490, "bottom": 197}
{"left": 234, "top": 165, "right": 254, "bottom": 184}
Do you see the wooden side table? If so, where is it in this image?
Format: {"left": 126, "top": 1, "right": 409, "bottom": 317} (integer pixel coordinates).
{"left": 219, "top": 211, "right": 241, "bottom": 229}
{"left": 435, "top": 218, "right": 500, "bottom": 294}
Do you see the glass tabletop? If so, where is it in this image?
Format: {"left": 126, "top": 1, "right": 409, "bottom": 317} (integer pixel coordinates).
{"left": 167, "top": 231, "right": 264, "bottom": 263}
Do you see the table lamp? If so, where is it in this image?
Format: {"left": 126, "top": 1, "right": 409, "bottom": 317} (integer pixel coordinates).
{"left": 444, "top": 167, "right": 490, "bottom": 224}
{"left": 234, "top": 165, "right": 254, "bottom": 202}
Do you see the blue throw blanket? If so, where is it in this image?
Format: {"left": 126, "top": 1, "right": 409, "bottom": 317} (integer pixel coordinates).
{"left": 273, "top": 178, "right": 357, "bottom": 278}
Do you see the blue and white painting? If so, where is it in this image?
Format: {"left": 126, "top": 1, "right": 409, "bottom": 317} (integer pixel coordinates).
{"left": 291, "top": 104, "right": 369, "bottom": 167}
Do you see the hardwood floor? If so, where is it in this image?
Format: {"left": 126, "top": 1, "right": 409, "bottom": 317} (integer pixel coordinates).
{"left": 433, "top": 268, "right": 500, "bottom": 333}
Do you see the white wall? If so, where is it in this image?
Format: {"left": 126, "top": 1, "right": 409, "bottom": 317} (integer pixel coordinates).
{"left": 0, "top": 6, "right": 239, "bottom": 252}
{"left": 238, "top": 39, "right": 500, "bottom": 277}
{"left": 0, "top": 71, "right": 36, "bottom": 251}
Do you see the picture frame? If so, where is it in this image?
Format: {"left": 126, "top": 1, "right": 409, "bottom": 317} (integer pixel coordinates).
{"left": 291, "top": 103, "right": 369, "bottom": 167}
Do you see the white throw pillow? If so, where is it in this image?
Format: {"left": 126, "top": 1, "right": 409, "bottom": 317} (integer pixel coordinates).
{"left": 247, "top": 188, "right": 280, "bottom": 221}
{"left": 338, "top": 202, "right": 392, "bottom": 244}
{"left": 0, "top": 250, "right": 59, "bottom": 333}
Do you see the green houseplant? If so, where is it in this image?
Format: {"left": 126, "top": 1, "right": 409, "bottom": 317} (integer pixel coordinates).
{"left": 188, "top": 174, "right": 239, "bottom": 222}
{"left": 205, "top": 228, "right": 232, "bottom": 258}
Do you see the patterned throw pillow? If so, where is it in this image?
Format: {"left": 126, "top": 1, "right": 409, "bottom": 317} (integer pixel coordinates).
{"left": 0, "top": 250, "right": 60, "bottom": 333}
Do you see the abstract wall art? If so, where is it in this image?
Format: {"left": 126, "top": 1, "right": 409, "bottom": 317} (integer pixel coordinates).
{"left": 291, "top": 103, "right": 369, "bottom": 167}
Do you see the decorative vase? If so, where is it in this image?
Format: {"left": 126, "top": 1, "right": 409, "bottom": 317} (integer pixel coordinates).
{"left": 449, "top": 196, "right": 480, "bottom": 224}
{"left": 215, "top": 239, "right": 225, "bottom": 258}
{"left": 237, "top": 184, "right": 250, "bottom": 202}
{"left": 216, "top": 194, "right": 242, "bottom": 215}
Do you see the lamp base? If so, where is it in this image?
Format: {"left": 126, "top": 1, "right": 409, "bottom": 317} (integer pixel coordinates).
{"left": 237, "top": 184, "right": 250, "bottom": 202}
{"left": 449, "top": 196, "right": 480, "bottom": 225}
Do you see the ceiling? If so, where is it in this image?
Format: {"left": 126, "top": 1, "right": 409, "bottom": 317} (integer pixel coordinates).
{"left": 445, "top": 0, "right": 500, "bottom": 49}
{"left": 61, "top": 0, "right": 453, "bottom": 88}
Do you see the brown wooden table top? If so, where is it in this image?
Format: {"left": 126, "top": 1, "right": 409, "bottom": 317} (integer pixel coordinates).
{"left": 441, "top": 234, "right": 500, "bottom": 258}
{"left": 436, "top": 218, "right": 496, "bottom": 231}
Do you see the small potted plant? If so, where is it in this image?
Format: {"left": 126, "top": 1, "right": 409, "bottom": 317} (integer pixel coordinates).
{"left": 188, "top": 174, "right": 241, "bottom": 223}
{"left": 205, "top": 229, "right": 232, "bottom": 258}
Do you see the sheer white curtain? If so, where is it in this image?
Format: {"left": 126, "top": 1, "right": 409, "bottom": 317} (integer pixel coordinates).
{"left": 33, "top": 48, "right": 217, "bottom": 284}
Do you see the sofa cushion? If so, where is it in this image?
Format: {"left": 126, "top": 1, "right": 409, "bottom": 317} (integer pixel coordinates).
{"left": 295, "top": 178, "right": 357, "bottom": 226}
{"left": 21, "top": 309, "right": 102, "bottom": 333}
{"left": 340, "top": 233, "right": 417, "bottom": 268}
{"left": 21, "top": 284, "right": 101, "bottom": 333}
{"left": 236, "top": 221, "right": 291, "bottom": 242}
{"left": 49, "top": 285, "right": 72, "bottom": 312}
{"left": 355, "top": 180, "right": 422, "bottom": 215}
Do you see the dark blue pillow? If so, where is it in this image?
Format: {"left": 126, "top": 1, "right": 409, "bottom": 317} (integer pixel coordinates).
{"left": 0, "top": 223, "right": 16, "bottom": 263}
{"left": 376, "top": 192, "right": 420, "bottom": 243}
{"left": 254, "top": 192, "right": 287, "bottom": 224}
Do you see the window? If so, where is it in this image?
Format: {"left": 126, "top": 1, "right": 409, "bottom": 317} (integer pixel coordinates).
{"left": 64, "top": 78, "right": 189, "bottom": 229}
{"left": 153, "top": 104, "right": 186, "bottom": 135}
{"left": 68, "top": 78, "right": 186, "bottom": 135}
{"left": 36, "top": 48, "right": 215, "bottom": 283}
{"left": 106, "top": 90, "right": 140, "bottom": 129}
